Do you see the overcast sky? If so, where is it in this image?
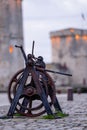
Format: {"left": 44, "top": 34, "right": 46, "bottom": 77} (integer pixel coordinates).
{"left": 22, "top": 0, "right": 87, "bottom": 63}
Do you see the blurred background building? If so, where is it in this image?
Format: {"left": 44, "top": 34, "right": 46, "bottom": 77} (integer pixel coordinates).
{"left": 0, "top": 0, "right": 87, "bottom": 92}
{"left": 49, "top": 28, "right": 87, "bottom": 88}
{"left": 0, "top": 0, "right": 24, "bottom": 90}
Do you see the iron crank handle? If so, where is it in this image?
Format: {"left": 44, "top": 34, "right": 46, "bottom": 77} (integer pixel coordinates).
{"left": 15, "top": 45, "right": 27, "bottom": 63}
{"left": 15, "top": 45, "right": 22, "bottom": 48}
{"left": 36, "top": 67, "right": 72, "bottom": 76}
{"left": 45, "top": 69, "right": 72, "bottom": 76}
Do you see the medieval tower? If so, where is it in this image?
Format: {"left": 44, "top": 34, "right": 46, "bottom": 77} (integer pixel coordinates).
{"left": 0, "top": 0, "right": 24, "bottom": 90}
{"left": 50, "top": 28, "right": 87, "bottom": 87}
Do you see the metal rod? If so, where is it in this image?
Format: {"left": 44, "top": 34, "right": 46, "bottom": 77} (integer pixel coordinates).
{"left": 45, "top": 69, "right": 72, "bottom": 76}
{"left": 15, "top": 45, "right": 27, "bottom": 63}
{"left": 32, "top": 41, "right": 35, "bottom": 56}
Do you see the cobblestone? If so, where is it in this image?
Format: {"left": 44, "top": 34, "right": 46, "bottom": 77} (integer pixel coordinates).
{"left": 0, "top": 94, "right": 87, "bottom": 130}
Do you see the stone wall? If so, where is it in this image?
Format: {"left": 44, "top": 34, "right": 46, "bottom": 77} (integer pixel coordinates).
{"left": 50, "top": 28, "right": 87, "bottom": 87}
{"left": 0, "top": 0, "right": 24, "bottom": 91}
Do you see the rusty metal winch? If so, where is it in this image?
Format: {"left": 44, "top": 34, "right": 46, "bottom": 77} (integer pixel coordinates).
{"left": 1, "top": 41, "right": 72, "bottom": 119}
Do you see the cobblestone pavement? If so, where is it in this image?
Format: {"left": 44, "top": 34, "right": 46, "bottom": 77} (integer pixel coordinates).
{"left": 0, "top": 94, "right": 87, "bottom": 130}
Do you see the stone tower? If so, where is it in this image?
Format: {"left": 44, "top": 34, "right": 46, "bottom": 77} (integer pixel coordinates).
{"left": 0, "top": 0, "right": 24, "bottom": 90}
{"left": 50, "top": 28, "right": 87, "bottom": 86}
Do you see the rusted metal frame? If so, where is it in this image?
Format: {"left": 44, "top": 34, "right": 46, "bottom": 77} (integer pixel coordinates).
{"left": 30, "top": 66, "right": 54, "bottom": 116}
{"left": 46, "top": 73, "right": 62, "bottom": 112}
{"left": 7, "top": 66, "right": 29, "bottom": 117}
{"left": 20, "top": 98, "right": 29, "bottom": 113}
{"left": 36, "top": 67, "right": 62, "bottom": 112}
{"left": 53, "top": 97, "right": 62, "bottom": 112}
